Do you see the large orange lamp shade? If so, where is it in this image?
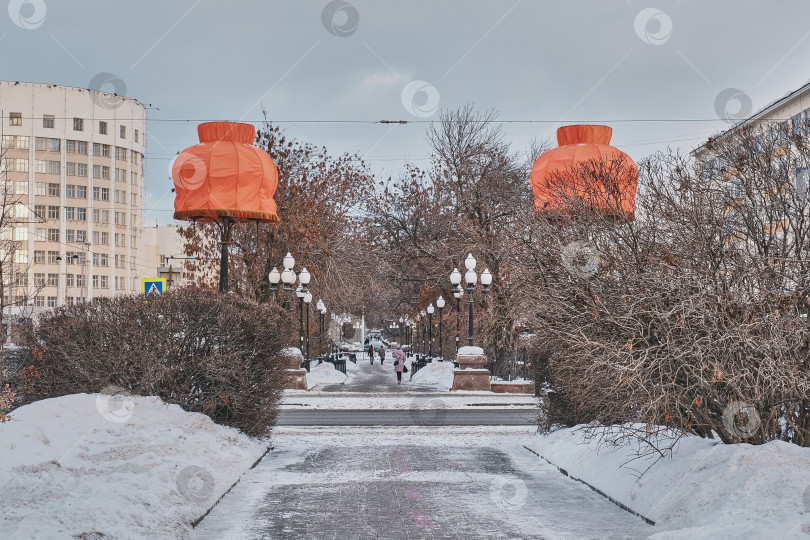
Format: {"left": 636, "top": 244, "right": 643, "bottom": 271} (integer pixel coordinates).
{"left": 530, "top": 125, "right": 638, "bottom": 219}
{"left": 172, "top": 122, "right": 279, "bottom": 222}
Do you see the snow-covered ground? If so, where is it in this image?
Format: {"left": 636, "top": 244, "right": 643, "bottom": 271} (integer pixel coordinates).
{"left": 0, "top": 394, "right": 268, "bottom": 539}
{"left": 410, "top": 359, "right": 456, "bottom": 390}
{"left": 305, "top": 360, "right": 348, "bottom": 389}
{"left": 530, "top": 427, "right": 810, "bottom": 539}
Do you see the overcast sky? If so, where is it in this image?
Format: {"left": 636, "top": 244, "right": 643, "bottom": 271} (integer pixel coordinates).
{"left": 3, "top": 0, "right": 810, "bottom": 224}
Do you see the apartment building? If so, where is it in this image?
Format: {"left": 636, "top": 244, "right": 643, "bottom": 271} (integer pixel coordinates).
{"left": 0, "top": 81, "right": 146, "bottom": 313}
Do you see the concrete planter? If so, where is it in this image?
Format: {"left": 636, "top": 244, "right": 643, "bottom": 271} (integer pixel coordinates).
{"left": 452, "top": 369, "right": 492, "bottom": 391}
{"left": 490, "top": 381, "right": 534, "bottom": 394}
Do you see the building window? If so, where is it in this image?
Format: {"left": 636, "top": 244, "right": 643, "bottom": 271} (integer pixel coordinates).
{"left": 76, "top": 275, "right": 84, "bottom": 288}
{"left": 93, "top": 143, "right": 100, "bottom": 156}
{"left": 66, "top": 162, "right": 76, "bottom": 176}
{"left": 16, "top": 182, "right": 28, "bottom": 195}
{"left": 9, "top": 112, "right": 22, "bottom": 126}
{"left": 77, "top": 185, "right": 87, "bottom": 198}
{"left": 43, "top": 115, "right": 54, "bottom": 128}
{"left": 76, "top": 230, "right": 86, "bottom": 242}
{"left": 35, "top": 183, "right": 46, "bottom": 196}
{"left": 115, "top": 276, "right": 124, "bottom": 289}
{"left": 34, "top": 273, "right": 45, "bottom": 286}
{"left": 119, "top": 125, "right": 126, "bottom": 139}
{"left": 66, "top": 274, "right": 74, "bottom": 287}
{"left": 47, "top": 206, "right": 60, "bottom": 219}
{"left": 49, "top": 138, "right": 60, "bottom": 152}
{"left": 48, "top": 183, "right": 60, "bottom": 197}
{"left": 66, "top": 140, "right": 75, "bottom": 153}
{"left": 115, "top": 147, "right": 127, "bottom": 161}
{"left": 93, "top": 165, "right": 100, "bottom": 179}
{"left": 101, "top": 188, "right": 110, "bottom": 201}
{"left": 48, "top": 251, "right": 59, "bottom": 264}
{"left": 77, "top": 163, "right": 87, "bottom": 177}
{"left": 102, "top": 210, "right": 109, "bottom": 223}
{"left": 102, "top": 145, "right": 111, "bottom": 158}
{"left": 48, "top": 161, "right": 60, "bottom": 175}
{"left": 92, "top": 275, "right": 99, "bottom": 288}
{"left": 99, "top": 121, "right": 107, "bottom": 135}
{"left": 34, "top": 228, "right": 46, "bottom": 241}
{"left": 15, "top": 249, "right": 27, "bottom": 264}
{"left": 102, "top": 166, "right": 110, "bottom": 179}
{"left": 134, "top": 129, "right": 139, "bottom": 143}
{"left": 34, "top": 204, "right": 45, "bottom": 219}
{"left": 77, "top": 208, "right": 86, "bottom": 221}
{"left": 93, "top": 253, "right": 99, "bottom": 266}
{"left": 35, "top": 160, "right": 46, "bottom": 173}
{"left": 66, "top": 230, "right": 74, "bottom": 243}
{"left": 34, "top": 296, "right": 44, "bottom": 307}
{"left": 65, "top": 207, "right": 75, "bottom": 220}
{"left": 15, "top": 158, "right": 29, "bottom": 172}
{"left": 131, "top": 172, "right": 137, "bottom": 185}
{"left": 47, "top": 229, "right": 59, "bottom": 242}
{"left": 77, "top": 141, "right": 87, "bottom": 154}
{"left": 100, "top": 275, "right": 108, "bottom": 288}
{"left": 73, "top": 118, "right": 84, "bottom": 131}
{"left": 47, "top": 274, "right": 58, "bottom": 286}
{"left": 34, "top": 250, "right": 45, "bottom": 263}
{"left": 92, "top": 209, "right": 100, "bottom": 223}
{"left": 66, "top": 184, "right": 75, "bottom": 198}
{"left": 47, "top": 296, "right": 57, "bottom": 308}
{"left": 35, "top": 137, "right": 47, "bottom": 151}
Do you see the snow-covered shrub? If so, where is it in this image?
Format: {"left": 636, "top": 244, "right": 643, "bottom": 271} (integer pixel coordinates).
{"left": 16, "top": 287, "right": 292, "bottom": 437}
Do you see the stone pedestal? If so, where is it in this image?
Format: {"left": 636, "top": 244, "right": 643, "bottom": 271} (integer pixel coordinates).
{"left": 452, "top": 346, "right": 491, "bottom": 391}
{"left": 452, "top": 369, "right": 492, "bottom": 391}
{"left": 285, "top": 368, "right": 309, "bottom": 390}
{"left": 281, "top": 347, "right": 308, "bottom": 390}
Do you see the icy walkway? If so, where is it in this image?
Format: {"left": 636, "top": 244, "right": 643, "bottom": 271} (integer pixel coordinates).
{"left": 192, "top": 427, "right": 653, "bottom": 539}
{"left": 316, "top": 352, "right": 428, "bottom": 393}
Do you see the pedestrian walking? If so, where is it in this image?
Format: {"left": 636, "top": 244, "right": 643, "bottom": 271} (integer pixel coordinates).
{"left": 378, "top": 346, "right": 386, "bottom": 365}
{"left": 393, "top": 347, "right": 407, "bottom": 384}
{"left": 368, "top": 344, "right": 375, "bottom": 365}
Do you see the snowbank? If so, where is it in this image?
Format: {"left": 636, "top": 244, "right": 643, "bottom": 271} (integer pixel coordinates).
{"left": 0, "top": 394, "right": 268, "bottom": 539}
{"left": 411, "top": 360, "right": 456, "bottom": 390}
{"left": 531, "top": 427, "right": 810, "bottom": 538}
{"left": 307, "top": 361, "right": 348, "bottom": 389}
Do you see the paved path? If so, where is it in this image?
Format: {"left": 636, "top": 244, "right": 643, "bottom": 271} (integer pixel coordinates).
{"left": 318, "top": 352, "right": 438, "bottom": 394}
{"left": 277, "top": 409, "right": 538, "bottom": 426}
{"left": 192, "top": 427, "right": 653, "bottom": 539}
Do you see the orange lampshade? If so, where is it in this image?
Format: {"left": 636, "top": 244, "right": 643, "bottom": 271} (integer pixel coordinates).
{"left": 172, "top": 122, "right": 279, "bottom": 222}
{"left": 530, "top": 125, "right": 638, "bottom": 219}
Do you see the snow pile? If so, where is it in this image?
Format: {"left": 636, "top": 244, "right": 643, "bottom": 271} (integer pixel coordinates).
{"left": 279, "top": 347, "right": 303, "bottom": 357}
{"left": 0, "top": 394, "right": 267, "bottom": 539}
{"left": 457, "top": 345, "right": 484, "bottom": 356}
{"left": 411, "top": 360, "right": 456, "bottom": 390}
{"left": 307, "top": 361, "right": 348, "bottom": 389}
{"left": 531, "top": 428, "right": 810, "bottom": 538}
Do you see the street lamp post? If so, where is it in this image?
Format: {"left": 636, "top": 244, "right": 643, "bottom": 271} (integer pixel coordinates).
{"left": 427, "top": 303, "right": 435, "bottom": 358}
{"left": 420, "top": 309, "right": 427, "bottom": 356}
{"left": 452, "top": 254, "right": 492, "bottom": 347}
{"left": 304, "top": 291, "right": 312, "bottom": 361}
{"left": 453, "top": 289, "right": 463, "bottom": 354}
{"left": 436, "top": 296, "right": 445, "bottom": 361}
{"left": 415, "top": 314, "right": 421, "bottom": 354}
{"left": 317, "top": 299, "right": 326, "bottom": 356}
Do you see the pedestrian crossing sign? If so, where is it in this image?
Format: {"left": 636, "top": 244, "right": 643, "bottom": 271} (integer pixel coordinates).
{"left": 141, "top": 278, "right": 167, "bottom": 298}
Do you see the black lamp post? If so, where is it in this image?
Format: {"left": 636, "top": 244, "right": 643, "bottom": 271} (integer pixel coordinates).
{"left": 304, "top": 291, "right": 312, "bottom": 361}
{"left": 427, "top": 303, "right": 435, "bottom": 358}
{"left": 453, "top": 289, "right": 462, "bottom": 354}
{"left": 436, "top": 296, "right": 445, "bottom": 361}
{"left": 420, "top": 309, "right": 427, "bottom": 356}
{"left": 317, "top": 299, "right": 326, "bottom": 356}
{"left": 451, "top": 254, "right": 492, "bottom": 347}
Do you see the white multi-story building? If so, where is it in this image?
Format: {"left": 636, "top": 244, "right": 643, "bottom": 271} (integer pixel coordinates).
{"left": 0, "top": 81, "right": 146, "bottom": 312}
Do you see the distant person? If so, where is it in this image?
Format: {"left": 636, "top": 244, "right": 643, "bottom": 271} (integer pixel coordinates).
{"left": 393, "top": 347, "right": 407, "bottom": 384}
{"left": 378, "top": 345, "right": 386, "bottom": 365}
{"left": 368, "top": 344, "right": 375, "bottom": 365}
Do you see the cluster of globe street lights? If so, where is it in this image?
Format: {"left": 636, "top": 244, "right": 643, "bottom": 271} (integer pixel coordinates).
{"left": 451, "top": 253, "right": 492, "bottom": 347}
{"left": 268, "top": 252, "right": 328, "bottom": 361}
